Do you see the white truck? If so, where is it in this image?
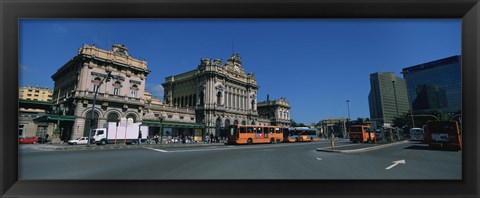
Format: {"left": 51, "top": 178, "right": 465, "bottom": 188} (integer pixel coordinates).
{"left": 93, "top": 118, "right": 149, "bottom": 145}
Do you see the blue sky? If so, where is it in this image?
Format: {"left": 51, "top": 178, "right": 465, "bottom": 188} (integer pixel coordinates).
{"left": 19, "top": 19, "right": 461, "bottom": 124}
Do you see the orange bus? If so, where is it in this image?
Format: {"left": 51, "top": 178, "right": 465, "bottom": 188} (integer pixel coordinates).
{"left": 423, "top": 121, "right": 461, "bottom": 150}
{"left": 349, "top": 125, "right": 376, "bottom": 143}
{"left": 227, "top": 125, "right": 284, "bottom": 145}
{"left": 282, "top": 128, "right": 300, "bottom": 142}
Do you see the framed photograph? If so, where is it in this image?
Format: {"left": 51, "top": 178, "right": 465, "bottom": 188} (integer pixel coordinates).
{"left": 1, "top": 0, "right": 479, "bottom": 197}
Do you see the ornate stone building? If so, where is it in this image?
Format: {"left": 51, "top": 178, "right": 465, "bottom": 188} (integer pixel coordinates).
{"left": 257, "top": 95, "right": 291, "bottom": 127}
{"left": 162, "top": 54, "right": 260, "bottom": 137}
{"left": 51, "top": 44, "right": 150, "bottom": 140}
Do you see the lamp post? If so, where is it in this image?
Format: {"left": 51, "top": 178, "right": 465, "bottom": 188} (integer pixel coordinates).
{"left": 52, "top": 103, "right": 69, "bottom": 143}
{"left": 87, "top": 71, "right": 113, "bottom": 147}
{"left": 346, "top": 100, "right": 351, "bottom": 120}
{"left": 159, "top": 115, "right": 164, "bottom": 144}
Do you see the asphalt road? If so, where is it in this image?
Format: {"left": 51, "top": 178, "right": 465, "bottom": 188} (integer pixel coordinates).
{"left": 19, "top": 140, "right": 461, "bottom": 180}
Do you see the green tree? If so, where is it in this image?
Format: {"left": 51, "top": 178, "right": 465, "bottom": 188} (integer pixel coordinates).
{"left": 392, "top": 109, "right": 451, "bottom": 130}
{"left": 290, "top": 119, "right": 306, "bottom": 127}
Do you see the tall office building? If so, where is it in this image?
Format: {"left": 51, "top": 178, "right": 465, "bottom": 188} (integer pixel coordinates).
{"left": 402, "top": 55, "right": 461, "bottom": 114}
{"left": 368, "top": 72, "right": 410, "bottom": 127}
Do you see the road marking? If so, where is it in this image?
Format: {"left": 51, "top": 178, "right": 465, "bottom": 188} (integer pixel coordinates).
{"left": 143, "top": 141, "right": 346, "bottom": 153}
{"left": 144, "top": 147, "right": 169, "bottom": 153}
{"left": 315, "top": 157, "right": 322, "bottom": 160}
{"left": 385, "top": 159, "right": 406, "bottom": 170}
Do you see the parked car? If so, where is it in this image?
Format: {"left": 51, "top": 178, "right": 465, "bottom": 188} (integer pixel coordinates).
{"left": 68, "top": 137, "right": 90, "bottom": 145}
{"left": 19, "top": 136, "right": 40, "bottom": 144}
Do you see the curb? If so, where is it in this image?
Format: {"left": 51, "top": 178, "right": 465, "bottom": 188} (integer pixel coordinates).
{"left": 37, "top": 143, "right": 226, "bottom": 151}
{"left": 316, "top": 140, "right": 409, "bottom": 153}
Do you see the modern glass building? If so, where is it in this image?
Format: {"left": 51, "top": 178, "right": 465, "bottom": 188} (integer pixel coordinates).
{"left": 368, "top": 72, "right": 410, "bottom": 127}
{"left": 402, "top": 55, "right": 461, "bottom": 114}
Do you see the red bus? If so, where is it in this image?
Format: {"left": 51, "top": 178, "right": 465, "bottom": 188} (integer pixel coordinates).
{"left": 349, "top": 125, "right": 376, "bottom": 143}
{"left": 424, "top": 121, "right": 461, "bottom": 150}
{"left": 228, "top": 125, "right": 284, "bottom": 144}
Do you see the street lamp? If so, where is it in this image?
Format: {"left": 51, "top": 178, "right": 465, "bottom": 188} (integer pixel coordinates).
{"left": 159, "top": 115, "right": 164, "bottom": 144}
{"left": 52, "top": 103, "right": 69, "bottom": 143}
{"left": 346, "top": 100, "right": 351, "bottom": 120}
{"left": 87, "top": 71, "right": 113, "bottom": 147}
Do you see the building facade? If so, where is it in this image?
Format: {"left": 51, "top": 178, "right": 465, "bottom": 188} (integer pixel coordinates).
{"left": 50, "top": 44, "right": 150, "bottom": 141}
{"left": 320, "top": 118, "right": 350, "bottom": 138}
{"left": 19, "top": 86, "right": 53, "bottom": 102}
{"left": 19, "top": 86, "right": 53, "bottom": 137}
{"left": 162, "top": 54, "right": 261, "bottom": 137}
{"left": 257, "top": 95, "right": 291, "bottom": 127}
{"left": 402, "top": 55, "right": 461, "bottom": 114}
{"left": 368, "top": 72, "right": 410, "bottom": 127}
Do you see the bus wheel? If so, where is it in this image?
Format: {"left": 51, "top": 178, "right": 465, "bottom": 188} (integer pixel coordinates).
{"left": 295, "top": 138, "right": 299, "bottom": 142}
{"left": 310, "top": 137, "right": 313, "bottom": 142}
{"left": 270, "top": 138, "right": 274, "bottom": 144}
{"left": 247, "top": 139, "right": 253, "bottom": 145}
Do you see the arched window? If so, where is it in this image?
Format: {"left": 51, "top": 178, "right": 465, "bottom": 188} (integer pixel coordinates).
{"left": 215, "top": 118, "right": 222, "bottom": 128}
{"left": 224, "top": 119, "right": 231, "bottom": 128}
{"left": 217, "top": 91, "right": 222, "bottom": 105}
{"left": 113, "top": 81, "right": 121, "bottom": 96}
{"left": 107, "top": 112, "right": 120, "bottom": 123}
{"left": 84, "top": 111, "right": 99, "bottom": 136}
{"left": 92, "top": 77, "right": 101, "bottom": 92}
{"left": 241, "top": 120, "right": 246, "bottom": 125}
{"left": 199, "top": 91, "right": 204, "bottom": 105}
{"left": 233, "top": 120, "right": 239, "bottom": 125}
{"left": 130, "top": 84, "right": 138, "bottom": 98}
{"left": 126, "top": 114, "right": 137, "bottom": 123}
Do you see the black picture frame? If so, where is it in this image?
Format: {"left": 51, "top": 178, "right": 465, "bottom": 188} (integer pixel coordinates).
{"left": 1, "top": 0, "right": 478, "bottom": 197}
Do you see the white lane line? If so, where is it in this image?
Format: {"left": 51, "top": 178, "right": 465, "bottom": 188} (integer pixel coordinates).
{"left": 144, "top": 147, "right": 169, "bottom": 153}
{"left": 144, "top": 141, "right": 340, "bottom": 153}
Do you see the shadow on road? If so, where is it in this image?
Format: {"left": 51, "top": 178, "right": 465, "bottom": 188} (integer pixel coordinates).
{"left": 403, "top": 144, "right": 460, "bottom": 152}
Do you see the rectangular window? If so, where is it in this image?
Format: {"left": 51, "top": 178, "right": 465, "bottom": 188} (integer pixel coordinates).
{"left": 114, "top": 88, "right": 120, "bottom": 95}
{"left": 131, "top": 91, "right": 137, "bottom": 97}
{"left": 93, "top": 85, "right": 99, "bottom": 92}
{"left": 240, "top": 127, "right": 246, "bottom": 133}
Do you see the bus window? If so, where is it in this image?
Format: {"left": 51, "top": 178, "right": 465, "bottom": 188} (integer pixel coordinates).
{"left": 240, "top": 126, "right": 246, "bottom": 133}
{"left": 350, "top": 127, "right": 362, "bottom": 132}
{"left": 247, "top": 127, "right": 253, "bottom": 133}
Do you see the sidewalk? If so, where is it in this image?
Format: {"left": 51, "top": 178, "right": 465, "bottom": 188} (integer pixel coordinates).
{"left": 316, "top": 140, "right": 409, "bottom": 153}
{"left": 35, "top": 142, "right": 226, "bottom": 151}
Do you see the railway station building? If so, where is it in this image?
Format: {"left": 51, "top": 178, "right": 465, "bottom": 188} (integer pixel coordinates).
{"left": 37, "top": 44, "right": 288, "bottom": 142}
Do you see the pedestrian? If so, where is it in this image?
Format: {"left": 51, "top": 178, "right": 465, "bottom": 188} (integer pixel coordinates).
{"left": 154, "top": 134, "right": 159, "bottom": 144}
{"left": 210, "top": 133, "right": 214, "bottom": 144}
{"left": 44, "top": 133, "right": 49, "bottom": 143}
{"left": 138, "top": 130, "right": 142, "bottom": 145}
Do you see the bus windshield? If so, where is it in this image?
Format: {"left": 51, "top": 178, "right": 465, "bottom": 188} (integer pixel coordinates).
{"left": 350, "top": 127, "right": 363, "bottom": 132}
